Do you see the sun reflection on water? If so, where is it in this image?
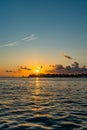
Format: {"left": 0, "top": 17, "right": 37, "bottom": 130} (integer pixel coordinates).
{"left": 31, "top": 78, "right": 42, "bottom": 112}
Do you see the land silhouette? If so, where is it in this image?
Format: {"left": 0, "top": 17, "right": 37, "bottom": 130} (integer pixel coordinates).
{"left": 28, "top": 73, "right": 87, "bottom": 78}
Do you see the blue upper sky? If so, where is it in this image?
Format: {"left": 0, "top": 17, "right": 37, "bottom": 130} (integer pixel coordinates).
{"left": 0, "top": 0, "right": 87, "bottom": 74}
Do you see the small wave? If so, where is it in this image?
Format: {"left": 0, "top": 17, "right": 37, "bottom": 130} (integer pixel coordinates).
{"left": 26, "top": 116, "right": 55, "bottom": 127}
{"left": 59, "top": 122, "right": 81, "bottom": 129}
{"left": 0, "top": 78, "right": 87, "bottom": 130}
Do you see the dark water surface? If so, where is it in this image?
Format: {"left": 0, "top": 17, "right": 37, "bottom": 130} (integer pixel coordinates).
{"left": 0, "top": 78, "right": 87, "bottom": 130}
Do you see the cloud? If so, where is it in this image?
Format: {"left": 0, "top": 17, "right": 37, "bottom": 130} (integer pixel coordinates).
{"left": 5, "top": 66, "right": 31, "bottom": 74}
{"left": 22, "top": 34, "right": 38, "bottom": 42}
{"left": 6, "top": 68, "right": 22, "bottom": 73}
{"left": 47, "top": 64, "right": 65, "bottom": 74}
{"left": 0, "top": 34, "right": 38, "bottom": 48}
{"left": 71, "top": 62, "right": 79, "bottom": 68}
{"left": 0, "top": 42, "right": 17, "bottom": 48}
{"left": 46, "top": 62, "right": 87, "bottom": 74}
{"left": 62, "top": 52, "right": 74, "bottom": 60}
{"left": 20, "top": 66, "right": 32, "bottom": 71}
{"left": 40, "top": 66, "right": 43, "bottom": 69}
{"left": 6, "top": 70, "right": 17, "bottom": 73}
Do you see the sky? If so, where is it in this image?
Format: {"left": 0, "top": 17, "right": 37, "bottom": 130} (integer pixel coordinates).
{"left": 0, "top": 0, "right": 87, "bottom": 76}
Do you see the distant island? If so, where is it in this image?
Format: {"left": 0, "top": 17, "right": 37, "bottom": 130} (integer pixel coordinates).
{"left": 28, "top": 73, "right": 87, "bottom": 78}
{"left": 0, "top": 73, "right": 87, "bottom": 78}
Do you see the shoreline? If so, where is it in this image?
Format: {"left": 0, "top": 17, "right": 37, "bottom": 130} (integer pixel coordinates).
{"left": 0, "top": 73, "right": 87, "bottom": 78}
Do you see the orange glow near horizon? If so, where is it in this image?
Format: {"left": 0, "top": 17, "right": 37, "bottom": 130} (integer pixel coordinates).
{"left": 1, "top": 62, "right": 87, "bottom": 77}
{"left": 0, "top": 65, "right": 47, "bottom": 77}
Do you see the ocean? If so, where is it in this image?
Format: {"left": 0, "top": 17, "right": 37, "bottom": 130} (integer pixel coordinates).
{"left": 0, "top": 78, "right": 87, "bottom": 130}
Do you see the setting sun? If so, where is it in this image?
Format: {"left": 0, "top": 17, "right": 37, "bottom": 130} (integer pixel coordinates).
{"left": 35, "top": 69, "right": 40, "bottom": 74}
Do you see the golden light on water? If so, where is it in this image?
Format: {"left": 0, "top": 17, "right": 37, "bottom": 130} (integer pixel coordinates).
{"left": 31, "top": 78, "right": 41, "bottom": 112}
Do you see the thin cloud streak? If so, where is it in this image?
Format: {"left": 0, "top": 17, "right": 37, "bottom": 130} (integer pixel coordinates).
{"left": 0, "top": 34, "right": 38, "bottom": 48}
{"left": 22, "top": 34, "right": 38, "bottom": 42}
{"left": 0, "top": 42, "right": 17, "bottom": 48}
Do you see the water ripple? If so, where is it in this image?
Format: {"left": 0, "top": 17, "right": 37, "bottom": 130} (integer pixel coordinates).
{"left": 0, "top": 78, "right": 87, "bottom": 130}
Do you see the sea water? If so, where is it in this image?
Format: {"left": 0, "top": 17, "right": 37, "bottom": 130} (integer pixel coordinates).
{"left": 0, "top": 78, "right": 87, "bottom": 130}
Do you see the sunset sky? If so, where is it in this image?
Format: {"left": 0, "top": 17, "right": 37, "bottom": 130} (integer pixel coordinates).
{"left": 0, "top": 0, "right": 87, "bottom": 76}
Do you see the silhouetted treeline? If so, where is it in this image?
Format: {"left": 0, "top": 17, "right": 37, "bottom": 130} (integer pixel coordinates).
{"left": 28, "top": 73, "right": 87, "bottom": 78}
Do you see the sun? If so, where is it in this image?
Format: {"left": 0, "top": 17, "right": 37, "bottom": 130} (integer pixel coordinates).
{"left": 35, "top": 69, "right": 40, "bottom": 74}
